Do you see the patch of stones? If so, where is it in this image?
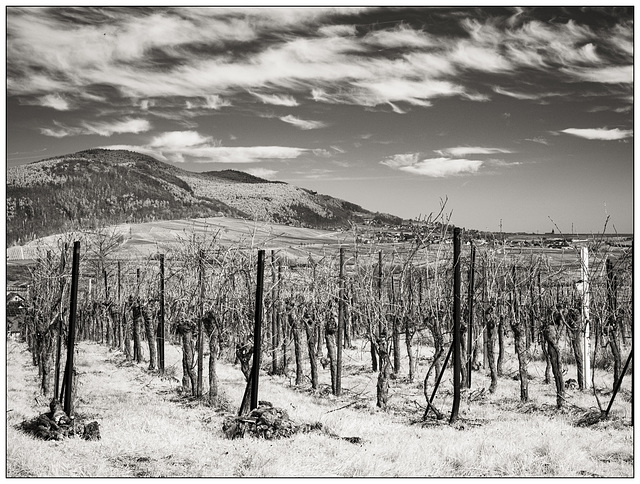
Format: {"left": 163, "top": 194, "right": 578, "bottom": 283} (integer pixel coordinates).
{"left": 222, "top": 401, "right": 363, "bottom": 444}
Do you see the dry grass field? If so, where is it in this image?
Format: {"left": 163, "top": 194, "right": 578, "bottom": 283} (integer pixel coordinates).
{"left": 7, "top": 217, "right": 352, "bottom": 262}
{"left": 6, "top": 335, "right": 632, "bottom": 477}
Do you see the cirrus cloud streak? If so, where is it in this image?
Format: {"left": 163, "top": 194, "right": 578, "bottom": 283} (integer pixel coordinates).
{"left": 560, "top": 127, "right": 633, "bottom": 140}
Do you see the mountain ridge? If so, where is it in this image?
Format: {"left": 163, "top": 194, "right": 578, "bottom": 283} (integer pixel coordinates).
{"left": 6, "top": 148, "right": 401, "bottom": 246}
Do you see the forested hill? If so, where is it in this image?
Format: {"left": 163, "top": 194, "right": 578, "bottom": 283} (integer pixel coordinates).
{"left": 6, "top": 149, "right": 400, "bottom": 246}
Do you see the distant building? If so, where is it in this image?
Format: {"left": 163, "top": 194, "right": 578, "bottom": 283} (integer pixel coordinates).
{"left": 6, "top": 292, "right": 26, "bottom": 339}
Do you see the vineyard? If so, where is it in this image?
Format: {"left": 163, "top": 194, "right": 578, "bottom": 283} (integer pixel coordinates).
{"left": 8, "top": 216, "right": 633, "bottom": 476}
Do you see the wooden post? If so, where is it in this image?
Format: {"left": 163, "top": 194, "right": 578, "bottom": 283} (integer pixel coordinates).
{"left": 54, "top": 243, "right": 67, "bottom": 401}
{"left": 117, "top": 261, "right": 121, "bottom": 304}
{"left": 336, "top": 247, "right": 345, "bottom": 396}
{"left": 197, "top": 250, "right": 205, "bottom": 397}
{"left": 103, "top": 269, "right": 109, "bottom": 300}
{"left": 63, "top": 241, "right": 80, "bottom": 417}
{"left": 466, "top": 243, "right": 475, "bottom": 388}
{"left": 250, "top": 250, "right": 265, "bottom": 410}
{"left": 529, "top": 267, "right": 535, "bottom": 349}
{"left": 580, "top": 247, "right": 591, "bottom": 389}
{"left": 271, "top": 250, "right": 278, "bottom": 374}
{"left": 103, "top": 268, "right": 110, "bottom": 345}
{"left": 606, "top": 258, "right": 618, "bottom": 314}
{"left": 54, "top": 314, "right": 63, "bottom": 399}
{"left": 158, "top": 254, "right": 165, "bottom": 373}
{"left": 278, "top": 259, "right": 286, "bottom": 371}
{"left": 377, "top": 250, "right": 383, "bottom": 369}
{"left": 450, "top": 227, "right": 462, "bottom": 424}
{"left": 482, "top": 261, "right": 488, "bottom": 369}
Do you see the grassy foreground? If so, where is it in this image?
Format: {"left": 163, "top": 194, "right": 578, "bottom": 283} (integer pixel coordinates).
{"left": 6, "top": 338, "right": 633, "bottom": 477}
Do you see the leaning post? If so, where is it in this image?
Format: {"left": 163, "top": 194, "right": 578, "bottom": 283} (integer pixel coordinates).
{"left": 63, "top": 241, "right": 80, "bottom": 417}
{"left": 250, "top": 250, "right": 266, "bottom": 410}
{"left": 54, "top": 246, "right": 68, "bottom": 399}
{"left": 450, "top": 227, "right": 462, "bottom": 424}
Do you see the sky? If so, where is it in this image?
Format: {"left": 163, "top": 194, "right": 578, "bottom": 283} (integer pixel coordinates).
{"left": 5, "top": 6, "right": 634, "bottom": 234}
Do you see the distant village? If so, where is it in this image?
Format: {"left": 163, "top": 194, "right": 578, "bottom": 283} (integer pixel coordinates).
{"left": 354, "top": 217, "right": 633, "bottom": 249}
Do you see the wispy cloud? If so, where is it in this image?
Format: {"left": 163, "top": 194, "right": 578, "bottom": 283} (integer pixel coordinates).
{"left": 37, "top": 93, "right": 72, "bottom": 110}
{"left": 436, "top": 146, "right": 512, "bottom": 157}
{"left": 10, "top": 8, "right": 622, "bottom": 110}
{"left": 560, "top": 127, "right": 633, "bottom": 140}
{"left": 390, "top": 156, "right": 483, "bottom": 177}
{"left": 149, "top": 130, "right": 213, "bottom": 149}
{"left": 102, "top": 130, "right": 310, "bottom": 163}
{"left": 561, "top": 65, "right": 633, "bottom": 84}
{"left": 525, "top": 136, "right": 549, "bottom": 145}
{"left": 381, "top": 153, "right": 419, "bottom": 169}
{"left": 185, "top": 95, "right": 231, "bottom": 110}
{"left": 40, "top": 118, "right": 151, "bottom": 137}
{"left": 318, "top": 24, "right": 357, "bottom": 37}
{"left": 7, "top": 7, "right": 634, "bottom": 145}
{"left": 493, "top": 86, "right": 548, "bottom": 101}
{"left": 279, "top": 115, "right": 327, "bottom": 130}
{"left": 381, "top": 153, "right": 483, "bottom": 177}
{"left": 9, "top": 7, "right": 632, "bottom": 118}
{"left": 452, "top": 41, "right": 512, "bottom": 72}
{"left": 363, "top": 25, "right": 434, "bottom": 48}
{"left": 250, "top": 91, "right": 299, "bottom": 106}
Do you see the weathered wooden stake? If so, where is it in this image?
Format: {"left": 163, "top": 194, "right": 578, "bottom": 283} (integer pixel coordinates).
{"left": 117, "top": 261, "right": 121, "bottom": 303}
{"left": 271, "top": 250, "right": 278, "bottom": 374}
{"left": 450, "top": 227, "right": 462, "bottom": 424}
{"left": 580, "top": 246, "right": 591, "bottom": 389}
{"left": 466, "top": 242, "right": 475, "bottom": 388}
{"left": 378, "top": 250, "right": 383, "bottom": 337}
{"left": 54, "top": 244, "right": 67, "bottom": 401}
{"left": 250, "top": 250, "right": 265, "bottom": 410}
{"left": 63, "top": 241, "right": 80, "bottom": 417}
{"left": 482, "top": 261, "right": 488, "bottom": 369}
{"left": 197, "top": 250, "right": 205, "bottom": 397}
{"left": 336, "top": 247, "right": 345, "bottom": 396}
{"left": 54, "top": 314, "right": 63, "bottom": 399}
{"left": 158, "top": 254, "right": 165, "bottom": 373}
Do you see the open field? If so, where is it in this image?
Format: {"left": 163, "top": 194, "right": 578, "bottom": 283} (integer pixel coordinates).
{"left": 7, "top": 336, "right": 632, "bottom": 477}
{"left": 6, "top": 217, "right": 353, "bottom": 262}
